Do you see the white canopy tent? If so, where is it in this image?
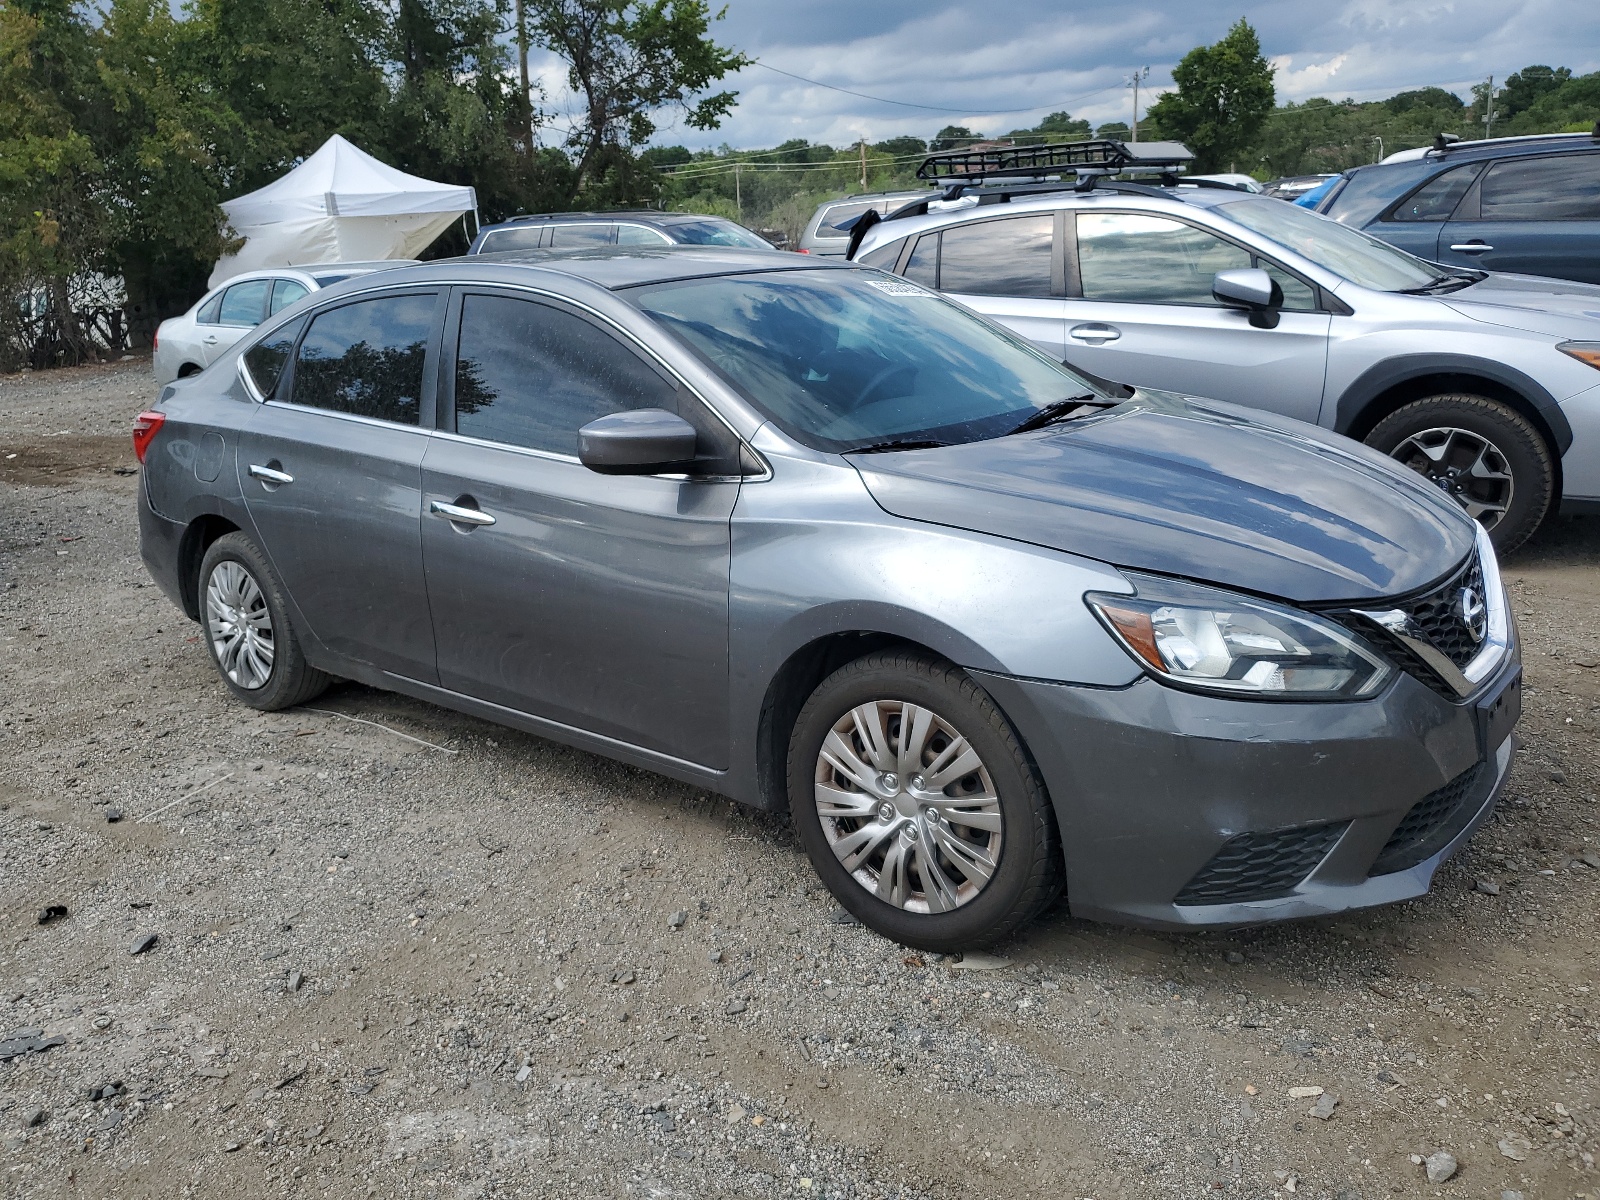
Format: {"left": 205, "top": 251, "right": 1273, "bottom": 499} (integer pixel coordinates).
{"left": 209, "top": 135, "right": 476, "bottom": 287}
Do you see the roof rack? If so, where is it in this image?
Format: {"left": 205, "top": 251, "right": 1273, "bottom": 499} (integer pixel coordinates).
{"left": 1431, "top": 128, "right": 1600, "bottom": 155}
{"left": 915, "top": 137, "right": 1194, "bottom": 184}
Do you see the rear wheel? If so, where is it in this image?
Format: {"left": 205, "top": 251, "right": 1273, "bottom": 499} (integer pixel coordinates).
{"left": 1364, "top": 393, "right": 1554, "bottom": 554}
{"left": 787, "top": 650, "right": 1063, "bottom": 951}
{"left": 198, "top": 533, "right": 330, "bottom": 710}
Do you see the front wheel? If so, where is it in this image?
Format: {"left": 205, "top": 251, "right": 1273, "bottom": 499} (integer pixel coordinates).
{"left": 1364, "top": 394, "right": 1554, "bottom": 555}
{"left": 786, "top": 650, "right": 1063, "bottom": 951}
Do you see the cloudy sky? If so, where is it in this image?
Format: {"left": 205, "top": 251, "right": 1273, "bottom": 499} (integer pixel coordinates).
{"left": 528, "top": 0, "right": 1600, "bottom": 151}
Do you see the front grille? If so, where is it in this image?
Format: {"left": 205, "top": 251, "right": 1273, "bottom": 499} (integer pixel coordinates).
{"left": 1327, "top": 551, "right": 1486, "bottom": 698}
{"left": 1368, "top": 764, "right": 1484, "bottom": 877}
{"left": 1174, "top": 822, "right": 1347, "bottom": 906}
{"left": 1406, "top": 555, "right": 1484, "bottom": 670}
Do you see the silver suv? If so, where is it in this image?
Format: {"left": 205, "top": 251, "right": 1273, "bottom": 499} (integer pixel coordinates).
{"left": 854, "top": 168, "right": 1600, "bottom": 552}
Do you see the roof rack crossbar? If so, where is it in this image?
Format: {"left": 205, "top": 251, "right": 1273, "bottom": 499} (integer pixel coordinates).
{"left": 915, "top": 137, "right": 1193, "bottom": 184}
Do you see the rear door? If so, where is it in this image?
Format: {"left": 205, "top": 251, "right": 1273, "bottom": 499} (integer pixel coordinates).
{"left": 202, "top": 278, "right": 273, "bottom": 365}
{"left": 237, "top": 288, "right": 441, "bottom": 681}
{"left": 1061, "top": 211, "right": 1330, "bottom": 423}
{"left": 913, "top": 213, "right": 1065, "bottom": 357}
{"left": 1439, "top": 152, "right": 1600, "bottom": 283}
{"left": 419, "top": 289, "right": 740, "bottom": 767}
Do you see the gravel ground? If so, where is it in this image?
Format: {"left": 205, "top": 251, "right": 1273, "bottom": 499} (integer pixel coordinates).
{"left": 3, "top": 359, "right": 1599, "bottom": 1200}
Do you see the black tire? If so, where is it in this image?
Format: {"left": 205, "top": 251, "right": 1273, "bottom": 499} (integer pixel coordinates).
{"left": 786, "top": 650, "right": 1063, "bottom": 951}
{"left": 197, "top": 532, "right": 330, "bottom": 711}
{"left": 1364, "top": 394, "right": 1554, "bottom": 555}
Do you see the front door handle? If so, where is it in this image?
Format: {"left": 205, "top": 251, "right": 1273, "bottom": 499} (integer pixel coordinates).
{"left": 1449, "top": 242, "right": 1493, "bottom": 254}
{"left": 1069, "top": 323, "right": 1122, "bottom": 345}
{"left": 247, "top": 463, "right": 294, "bottom": 485}
{"left": 430, "top": 499, "right": 496, "bottom": 527}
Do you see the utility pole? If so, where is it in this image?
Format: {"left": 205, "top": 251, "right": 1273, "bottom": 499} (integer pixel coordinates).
{"left": 1126, "top": 66, "right": 1150, "bottom": 142}
{"left": 1371, "top": 135, "right": 1383, "bottom": 162}
{"left": 514, "top": 0, "right": 533, "bottom": 154}
{"left": 859, "top": 139, "right": 868, "bottom": 191}
{"left": 734, "top": 162, "right": 742, "bottom": 218}
{"left": 1482, "top": 75, "right": 1498, "bottom": 137}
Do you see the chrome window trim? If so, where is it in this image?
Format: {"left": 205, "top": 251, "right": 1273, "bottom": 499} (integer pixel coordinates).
{"left": 238, "top": 357, "right": 265, "bottom": 403}
{"left": 260, "top": 397, "right": 433, "bottom": 436}
{"left": 429, "top": 428, "right": 758, "bottom": 483}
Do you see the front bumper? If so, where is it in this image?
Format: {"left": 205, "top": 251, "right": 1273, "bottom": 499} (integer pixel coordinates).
{"left": 976, "top": 651, "right": 1519, "bottom": 930}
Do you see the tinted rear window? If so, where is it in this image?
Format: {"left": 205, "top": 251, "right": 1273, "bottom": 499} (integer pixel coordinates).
{"left": 478, "top": 227, "right": 544, "bottom": 252}
{"left": 814, "top": 203, "right": 874, "bottom": 239}
{"left": 1479, "top": 154, "right": 1600, "bottom": 220}
{"left": 290, "top": 293, "right": 436, "bottom": 425}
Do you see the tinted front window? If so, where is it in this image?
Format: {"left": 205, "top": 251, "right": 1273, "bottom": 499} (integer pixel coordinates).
{"left": 1077, "top": 213, "right": 1249, "bottom": 304}
{"left": 290, "top": 293, "right": 436, "bottom": 425}
{"left": 938, "top": 215, "right": 1053, "bottom": 297}
{"left": 668, "top": 218, "right": 771, "bottom": 248}
{"left": 218, "top": 279, "right": 270, "bottom": 327}
{"left": 269, "top": 279, "right": 309, "bottom": 315}
{"left": 1388, "top": 164, "right": 1481, "bottom": 222}
{"left": 1480, "top": 154, "right": 1600, "bottom": 220}
{"left": 1216, "top": 197, "right": 1444, "bottom": 291}
{"left": 630, "top": 269, "right": 1098, "bottom": 452}
{"left": 479, "top": 227, "right": 544, "bottom": 252}
{"left": 453, "top": 294, "right": 677, "bottom": 456}
{"left": 547, "top": 223, "right": 614, "bottom": 246}
{"left": 243, "top": 319, "right": 303, "bottom": 398}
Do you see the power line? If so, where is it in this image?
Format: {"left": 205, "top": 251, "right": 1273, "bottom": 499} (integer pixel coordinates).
{"left": 747, "top": 61, "right": 1126, "bottom": 117}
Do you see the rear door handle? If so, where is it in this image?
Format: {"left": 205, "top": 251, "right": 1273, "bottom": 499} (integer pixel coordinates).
{"left": 247, "top": 464, "right": 293, "bottom": 485}
{"left": 1449, "top": 242, "right": 1493, "bottom": 254}
{"left": 1068, "top": 323, "right": 1121, "bottom": 344}
{"left": 430, "top": 500, "right": 496, "bottom": 526}
{"left": 202, "top": 335, "right": 219, "bottom": 345}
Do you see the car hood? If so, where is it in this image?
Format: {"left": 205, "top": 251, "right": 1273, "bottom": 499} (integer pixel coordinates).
{"left": 1443, "top": 272, "right": 1600, "bottom": 339}
{"left": 850, "top": 391, "right": 1477, "bottom": 604}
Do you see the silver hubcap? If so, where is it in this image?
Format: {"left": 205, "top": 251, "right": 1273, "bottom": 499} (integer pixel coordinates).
{"left": 1389, "top": 426, "right": 1514, "bottom": 529}
{"left": 814, "top": 701, "right": 1003, "bottom": 914}
{"left": 205, "top": 560, "right": 274, "bottom": 689}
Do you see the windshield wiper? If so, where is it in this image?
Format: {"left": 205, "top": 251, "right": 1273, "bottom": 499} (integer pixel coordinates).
{"left": 1004, "top": 394, "right": 1105, "bottom": 436}
{"left": 845, "top": 439, "right": 951, "bottom": 454}
{"left": 1402, "top": 272, "right": 1484, "bottom": 295}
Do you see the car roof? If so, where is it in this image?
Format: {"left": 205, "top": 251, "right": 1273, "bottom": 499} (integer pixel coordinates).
{"left": 481, "top": 211, "right": 733, "bottom": 230}
{"left": 367, "top": 245, "right": 846, "bottom": 292}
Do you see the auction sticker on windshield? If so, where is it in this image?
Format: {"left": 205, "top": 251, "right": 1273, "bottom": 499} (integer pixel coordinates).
{"left": 864, "top": 279, "right": 933, "bottom": 297}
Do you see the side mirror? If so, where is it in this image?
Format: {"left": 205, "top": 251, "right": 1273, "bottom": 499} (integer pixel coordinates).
{"left": 577, "top": 408, "right": 699, "bottom": 475}
{"left": 1213, "top": 268, "right": 1284, "bottom": 329}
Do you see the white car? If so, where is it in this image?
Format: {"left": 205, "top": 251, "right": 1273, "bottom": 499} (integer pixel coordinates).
{"left": 152, "top": 262, "right": 414, "bottom": 384}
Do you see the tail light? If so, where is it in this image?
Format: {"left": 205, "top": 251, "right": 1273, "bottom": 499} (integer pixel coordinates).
{"left": 152, "top": 328, "right": 159, "bottom": 351}
{"left": 796, "top": 247, "right": 810, "bottom": 254}
{"left": 132, "top": 411, "right": 166, "bottom": 463}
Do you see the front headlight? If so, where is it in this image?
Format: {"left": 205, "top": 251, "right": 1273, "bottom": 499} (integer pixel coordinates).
{"left": 1086, "top": 574, "right": 1393, "bottom": 700}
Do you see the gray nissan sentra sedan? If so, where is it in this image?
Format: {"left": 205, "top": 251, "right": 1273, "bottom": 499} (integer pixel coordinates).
{"left": 135, "top": 245, "right": 1522, "bottom": 950}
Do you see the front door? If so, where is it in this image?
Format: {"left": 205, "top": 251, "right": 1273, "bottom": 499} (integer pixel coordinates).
{"left": 236, "top": 288, "right": 441, "bottom": 682}
{"left": 1061, "top": 211, "right": 1331, "bottom": 423}
{"left": 1438, "top": 153, "right": 1600, "bottom": 284}
{"left": 420, "top": 290, "right": 739, "bottom": 768}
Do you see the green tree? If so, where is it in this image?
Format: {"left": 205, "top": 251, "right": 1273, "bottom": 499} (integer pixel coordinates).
{"left": 1499, "top": 65, "right": 1572, "bottom": 121}
{"left": 0, "top": 0, "right": 105, "bottom": 365}
{"left": 530, "top": 0, "right": 748, "bottom": 196}
{"left": 1385, "top": 87, "right": 1464, "bottom": 115}
{"left": 1006, "top": 111, "right": 1090, "bottom": 143}
{"left": 1093, "top": 120, "right": 1131, "bottom": 141}
{"left": 872, "top": 135, "right": 927, "bottom": 160}
{"left": 929, "top": 125, "right": 981, "bottom": 151}
{"left": 1145, "top": 18, "right": 1275, "bottom": 171}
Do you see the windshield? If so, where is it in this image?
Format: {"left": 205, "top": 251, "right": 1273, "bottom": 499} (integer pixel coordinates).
{"left": 628, "top": 269, "right": 1100, "bottom": 452}
{"left": 669, "top": 218, "right": 772, "bottom": 249}
{"left": 1215, "top": 197, "right": 1446, "bottom": 291}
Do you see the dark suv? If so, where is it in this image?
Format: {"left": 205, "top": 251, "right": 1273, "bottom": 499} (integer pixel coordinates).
{"left": 1316, "top": 131, "right": 1600, "bottom": 284}
{"left": 468, "top": 211, "right": 772, "bottom": 254}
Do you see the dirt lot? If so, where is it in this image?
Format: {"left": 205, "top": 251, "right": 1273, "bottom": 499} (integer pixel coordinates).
{"left": 2, "top": 358, "right": 1599, "bottom": 1200}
